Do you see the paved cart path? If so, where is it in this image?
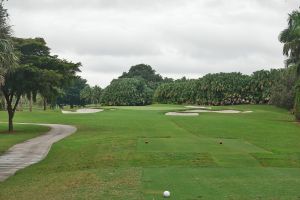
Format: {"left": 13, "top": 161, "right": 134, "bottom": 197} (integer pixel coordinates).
{"left": 0, "top": 123, "right": 77, "bottom": 182}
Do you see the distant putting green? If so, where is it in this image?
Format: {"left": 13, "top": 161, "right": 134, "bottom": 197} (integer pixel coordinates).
{"left": 0, "top": 104, "right": 299, "bottom": 200}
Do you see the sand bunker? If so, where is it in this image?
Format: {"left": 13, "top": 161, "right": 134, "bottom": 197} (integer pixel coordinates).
{"left": 183, "top": 109, "right": 253, "bottom": 114}
{"left": 185, "top": 106, "right": 212, "bottom": 109}
{"left": 62, "top": 108, "right": 103, "bottom": 114}
{"left": 184, "top": 109, "right": 237, "bottom": 113}
{"left": 166, "top": 109, "right": 252, "bottom": 116}
{"left": 165, "top": 112, "right": 199, "bottom": 116}
{"left": 242, "top": 111, "right": 253, "bottom": 113}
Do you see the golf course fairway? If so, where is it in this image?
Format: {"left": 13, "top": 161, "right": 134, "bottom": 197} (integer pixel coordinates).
{"left": 0, "top": 104, "right": 299, "bottom": 200}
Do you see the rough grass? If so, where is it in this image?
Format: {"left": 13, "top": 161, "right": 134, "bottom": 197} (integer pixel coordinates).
{"left": 0, "top": 104, "right": 299, "bottom": 199}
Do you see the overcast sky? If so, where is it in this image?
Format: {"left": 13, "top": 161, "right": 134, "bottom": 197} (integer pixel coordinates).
{"left": 5, "top": 0, "right": 299, "bottom": 87}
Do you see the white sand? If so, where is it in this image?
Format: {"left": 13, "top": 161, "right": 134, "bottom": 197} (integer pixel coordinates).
{"left": 185, "top": 106, "right": 212, "bottom": 109}
{"left": 214, "top": 110, "right": 241, "bottom": 113}
{"left": 167, "top": 109, "right": 253, "bottom": 116}
{"left": 165, "top": 112, "right": 199, "bottom": 116}
{"left": 242, "top": 111, "right": 253, "bottom": 113}
{"left": 62, "top": 108, "right": 103, "bottom": 114}
{"left": 183, "top": 109, "right": 252, "bottom": 114}
{"left": 184, "top": 109, "right": 241, "bottom": 113}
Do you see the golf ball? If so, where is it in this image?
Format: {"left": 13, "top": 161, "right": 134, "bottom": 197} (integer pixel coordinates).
{"left": 163, "top": 191, "right": 170, "bottom": 198}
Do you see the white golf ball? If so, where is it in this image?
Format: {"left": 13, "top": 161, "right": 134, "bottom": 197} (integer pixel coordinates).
{"left": 163, "top": 191, "right": 170, "bottom": 198}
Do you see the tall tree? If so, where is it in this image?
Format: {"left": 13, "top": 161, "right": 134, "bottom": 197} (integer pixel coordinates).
{"left": 1, "top": 65, "right": 37, "bottom": 131}
{"left": 270, "top": 66, "right": 297, "bottom": 109}
{"left": 12, "top": 37, "right": 50, "bottom": 111}
{"left": 119, "top": 64, "right": 163, "bottom": 89}
{"left": 92, "top": 85, "right": 102, "bottom": 105}
{"left": 80, "top": 85, "right": 93, "bottom": 105}
{"left": 279, "top": 7, "right": 300, "bottom": 119}
{"left": 2, "top": 37, "right": 81, "bottom": 132}
{"left": 12, "top": 38, "right": 81, "bottom": 111}
{"left": 36, "top": 56, "right": 81, "bottom": 110}
{"left": 101, "top": 78, "right": 152, "bottom": 106}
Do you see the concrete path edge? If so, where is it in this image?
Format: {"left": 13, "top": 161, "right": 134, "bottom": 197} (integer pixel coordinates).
{"left": 0, "top": 123, "right": 77, "bottom": 182}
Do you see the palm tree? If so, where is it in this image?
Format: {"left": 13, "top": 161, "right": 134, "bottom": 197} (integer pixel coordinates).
{"left": 279, "top": 8, "right": 300, "bottom": 119}
{"left": 0, "top": 38, "right": 17, "bottom": 84}
{"left": 0, "top": 1, "right": 17, "bottom": 85}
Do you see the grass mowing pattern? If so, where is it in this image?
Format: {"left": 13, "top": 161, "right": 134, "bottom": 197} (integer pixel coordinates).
{"left": 0, "top": 104, "right": 299, "bottom": 199}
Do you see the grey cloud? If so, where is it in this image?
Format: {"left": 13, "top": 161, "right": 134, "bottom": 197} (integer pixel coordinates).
{"left": 5, "top": 0, "right": 299, "bottom": 87}
{"left": 7, "top": 0, "right": 188, "bottom": 12}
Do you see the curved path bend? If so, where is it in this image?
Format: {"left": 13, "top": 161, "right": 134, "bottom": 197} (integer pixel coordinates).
{"left": 0, "top": 123, "right": 77, "bottom": 182}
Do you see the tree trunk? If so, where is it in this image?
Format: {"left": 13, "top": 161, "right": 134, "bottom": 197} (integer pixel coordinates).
{"left": 6, "top": 95, "right": 21, "bottom": 133}
{"left": 1, "top": 88, "right": 21, "bottom": 132}
{"left": 8, "top": 108, "right": 14, "bottom": 132}
{"left": 29, "top": 94, "right": 33, "bottom": 112}
{"left": 4, "top": 99, "right": 6, "bottom": 111}
{"left": 295, "top": 86, "right": 300, "bottom": 120}
{"left": 18, "top": 96, "right": 23, "bottom": 111}
{"left": 43, "top": 98, "right": 47, "bottom": 111}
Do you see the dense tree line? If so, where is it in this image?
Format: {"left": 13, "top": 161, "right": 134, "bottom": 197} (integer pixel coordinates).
{"left": 153, "top": 69, "right": 296, "bottom": 109}
{"left": 96, "top": 64, "right": 297, "bottom": 112}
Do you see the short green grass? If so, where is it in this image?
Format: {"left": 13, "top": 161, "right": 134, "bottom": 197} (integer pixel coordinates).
{"left": 0, "top": 104, "right": 299, "bottom": 199}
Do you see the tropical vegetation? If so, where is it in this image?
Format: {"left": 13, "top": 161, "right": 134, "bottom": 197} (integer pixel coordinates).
{"left": 0, "top": 0, "right": 17, "bottom": 84}
{"left": 279, "top": 7, "right": 300, "bottom": 119}
{"left": 154, "top": 70, "right": 288, "bottom": 106}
